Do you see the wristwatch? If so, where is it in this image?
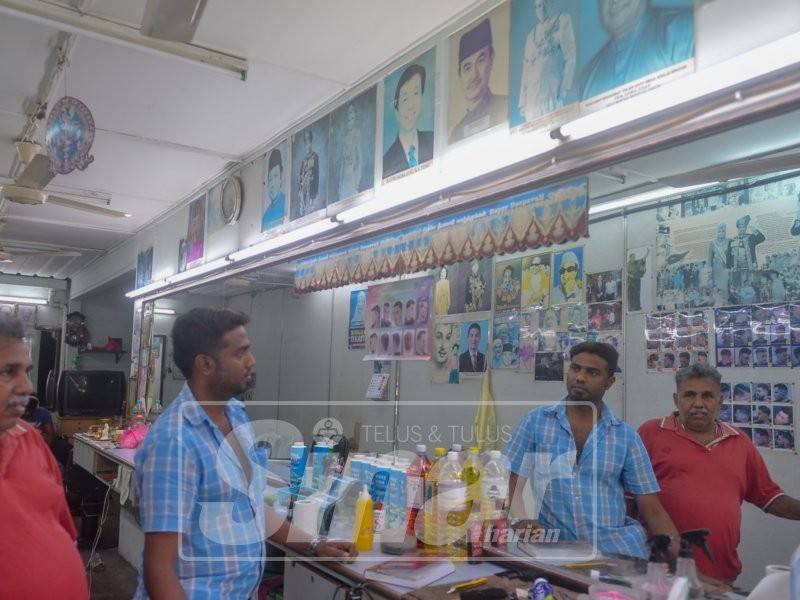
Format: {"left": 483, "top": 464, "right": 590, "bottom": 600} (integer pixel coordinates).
{"left": 308, "top": 535, "right": 326, "bottom": 556}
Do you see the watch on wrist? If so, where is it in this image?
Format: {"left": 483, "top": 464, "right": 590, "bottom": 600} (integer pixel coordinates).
{"left": 308, "top": 535, "right": 326, "bottom": 556}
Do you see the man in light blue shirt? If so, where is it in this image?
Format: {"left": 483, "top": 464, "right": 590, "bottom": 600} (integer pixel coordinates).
{"left": 135, "top": 308, "right": 355, "bottom": 599}
{"left": 581, "top": 0, "right": 694, "bottom": 100}
{"left": 505, "top": 341, "right": 678, "bottom": 558}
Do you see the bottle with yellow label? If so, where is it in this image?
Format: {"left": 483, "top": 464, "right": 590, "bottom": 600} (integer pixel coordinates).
{"left": 353, "top": 485, "right": 374, "bottom": 551}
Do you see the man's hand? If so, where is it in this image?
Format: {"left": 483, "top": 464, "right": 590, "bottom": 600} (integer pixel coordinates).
{"left": 315, "top": 540, "right": 358, "bottom": 562}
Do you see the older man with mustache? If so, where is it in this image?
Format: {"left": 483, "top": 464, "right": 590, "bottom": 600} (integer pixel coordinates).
{"left": 0, "top": 313, "right": 88, "bottom": 599}
{"left": 638, "top": 364, "right": 800, "bottom": 584}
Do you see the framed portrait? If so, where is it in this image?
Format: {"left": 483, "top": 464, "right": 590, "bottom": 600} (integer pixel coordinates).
{"left": 329, "top": 87, "right": 376, "bottom": 204}
{"left": 291, "top": 116, "right": 329, "bottom": 220}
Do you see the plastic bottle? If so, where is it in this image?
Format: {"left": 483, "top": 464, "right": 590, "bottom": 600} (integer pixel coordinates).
{"left": 353, "top": 485, "right": 374, "bottom": 551}
{"left": 423, "top": 447, "right": 447, "bottom": 554}
{"left": 641, "top": 535, "right": 674, "bottom": 600}
{"left": 406, "top": 444, "right": 431, "bottom": 547}
{"left": 675, "top": 530, "right": 710, "bottom": 599}
{"left": 439, "top": 451, "right": 468, "bottom": 559}
{"left": 481, "top": 450, "right": 509, "bottom": 520}
{"left": 791, "top": 543, "right": 800, "bottom": 600}
{"left": 450, "top": 443, "right": 465, "bottom": 466}
{"left": 462, "top": 447, "right": 482, "bottom": 511}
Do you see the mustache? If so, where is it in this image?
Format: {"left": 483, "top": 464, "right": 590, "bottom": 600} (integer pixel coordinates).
{"left": 6, "top": 395, "right": 30, "bottom": 410}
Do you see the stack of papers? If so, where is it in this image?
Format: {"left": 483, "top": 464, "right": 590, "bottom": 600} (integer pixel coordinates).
{"left": 364, "top": 558, "right": 454, "bottom": 588}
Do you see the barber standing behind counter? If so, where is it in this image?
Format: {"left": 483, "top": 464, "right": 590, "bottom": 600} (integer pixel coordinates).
{"left": 135, "top": 308, "right": 355, "bottom": 600}
{"left": 638, "top": 364, "right": 800, "bottom": 584}
{"left": 505, "top": 342, "right": 679, "bottom": 559}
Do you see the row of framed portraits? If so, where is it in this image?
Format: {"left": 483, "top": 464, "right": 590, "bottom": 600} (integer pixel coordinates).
{"left": 256, "top": 0, "right": 695, "bottom": 233}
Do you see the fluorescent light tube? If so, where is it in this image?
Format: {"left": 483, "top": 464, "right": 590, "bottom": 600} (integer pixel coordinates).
{"left": 125, "top": 279, "right": 169, "bottom": 299}
{"left": 589, "top": 184, "right": 710, "bottom": 215}
{"left": 0, "top": 295, "right": 47, "bottom": 305}
{"left": 153, "top": 308, "right": 176, "bottom": 315}
{"left": 166, "top": 257, "right": 231, "bottom": 284}
{"left": 229, "top": 219, "right": 339, "bottom": 263}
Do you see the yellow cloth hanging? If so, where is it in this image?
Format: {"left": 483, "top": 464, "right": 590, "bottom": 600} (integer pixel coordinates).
{"left": 474, "top": 369, "right": 498, "bottom": 452}
{"left": 434, "top": 277, "right": 451, "bottom": 316}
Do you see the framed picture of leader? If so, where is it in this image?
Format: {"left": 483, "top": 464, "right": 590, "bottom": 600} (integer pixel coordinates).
{"left": 577, "top": 0, "right": 695, "bottom": 106}
{"left": 262, "top": 140, "right": 289, "bottom": 233}
{"left": 551, "top": 247, "right": 584, "bottom": 304}
{"left": 365, "top": 276, "right": 434, "bottom": 361}
{"left": 508, "top": 0, "right": 580, "bottom": 131}
{"left": 185, "top": 194, "right": 206, "bottom": 268}
{"left": 329, "top": 87, "right": 376, "bottom": 204}
{"left": 459, "top": 319, "right": 490, "bottom": 375}
{"left": 291, "top": 117, "right": 329, "bottom": 221}
{"left": 450, "top": 257, "right": 493, "bottom": 314}
{"left": 447, "top": 3, "right": 510, "bottom": 145}
{"left": 382, "top": 48, "right": 437, "bottom": 181}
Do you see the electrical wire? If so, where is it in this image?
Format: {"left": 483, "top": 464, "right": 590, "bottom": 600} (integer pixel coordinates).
{"left": 86, "top": 482, "right": 113, "bottom": 595}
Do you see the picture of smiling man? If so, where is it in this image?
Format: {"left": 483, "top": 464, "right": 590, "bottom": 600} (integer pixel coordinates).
{"left": 449, "top": 6, "right": 510, "bottom": 144}
{"left": 383, "top": 49, "right": 436, "bottom": 179}
{"left": 261, "top": 143, "right": 288, "bottom": 232}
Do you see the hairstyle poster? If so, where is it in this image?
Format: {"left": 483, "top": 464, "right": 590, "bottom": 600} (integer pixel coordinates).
{"left": 291, "top": 117, "right": 329, "bottom": 220}
{"left": 262, "top": 140, "right": 289, "bottom": 232}
{"left": 382, "top": 47, "right": 437, "bottom": 181}
{"left": 186, "top": 194, "right": 206, "bottom": 268}
{"left": 365, "top": 276, "right": 434, "bottom": 361}
{"left": 447, "top": 2, "right": 510, "bottom": 145}
{"left": 329, "top": 87, "right": 376, "bottom": 204}
{"left": 349, "top": 289, "right": 367, "bottom": 351}
{"left": 509, "top": 0, "right": 580, "bottom": 132}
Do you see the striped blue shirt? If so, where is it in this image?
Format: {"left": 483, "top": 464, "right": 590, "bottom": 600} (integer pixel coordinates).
{"left": 134, "top": 385, "right": 268, "bottom": 599}
{"left": 504, "top": 399, "right": 659, "bottom": 558}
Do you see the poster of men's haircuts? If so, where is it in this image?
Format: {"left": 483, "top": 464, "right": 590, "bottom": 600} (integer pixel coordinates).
{"left": 508, "top": 0, "right": 580, "bottom": 132}
{"left": 329, "top": 87, "right": 376, "bottom": 204}
{"left": 349, "top": 289, "right": 367, "bottom": 351}
{"left": 587, "top": 269, "right": 622, "bottom": 303}
{"left": 551, "top": 246, "right": 584, "bottom": 304}
{"left": 718, "top": 381, "right": 795, "bottom": 452}
{"left": 365, "top": 276, "right": 433, "bottom": 361}
{"left": 521, "top": 252, "right": 551, "bottom": 308}
{"left": 714, "top": 304, "right": 796, "bottom": 368}
{"left": 645, "top": 310, "right": 710, "bottom": 372}
{"left": 459, "top": 317, "right": 490, "bottom": 376}
{"left": 655, "top": 174, "right": 800, "bottom": 310}
{"left": 495, "top": 258, "right": 522, "bottom": 310}
{"left": 262, "top": 140, "right": 289, "bottom": 232}
{"left": 383, "top": 48, "right": 437, "bottom": 181}
{"left": 492, "top": 311, "right": 520, "bottom": 369}
{"left": 431, "top": 317, "right": 461, "bottom": 384}
{"left": 448, "top": 3, "right": 510, "bottom": 145}
{"left": 577, "top": 0, "right": 694, "bottom": 111}
{"left": 291, "top": 117, "right": 329, "bottom": 220}
{"left": 186, "top": 194, "right": 206, "bottom": 268}
{"left": 626, "top": 246, "right": 653, "bottom": 313}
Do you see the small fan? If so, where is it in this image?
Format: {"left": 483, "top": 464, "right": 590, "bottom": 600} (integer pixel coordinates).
{"left": 0, "top": 142, "right": 130, "bottom": 218}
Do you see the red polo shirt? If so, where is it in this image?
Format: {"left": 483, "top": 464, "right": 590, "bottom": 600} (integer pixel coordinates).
{"left": 638, "top": 414, "right": 783, "bottom": 583}
{"left": 0, "top": 421, "right": 88, "bottom": 599}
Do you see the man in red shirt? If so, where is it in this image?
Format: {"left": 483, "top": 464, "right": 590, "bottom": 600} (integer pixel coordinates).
{"left": 0, "top": 313, "right": 88, "bottom": 599}
{"left": 638, "top": 364, "right": 800, "bottom": 583}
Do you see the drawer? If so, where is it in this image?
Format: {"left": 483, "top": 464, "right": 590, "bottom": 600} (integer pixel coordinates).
{"left": 72, "top": 438, "right": 97, "bottom": 473}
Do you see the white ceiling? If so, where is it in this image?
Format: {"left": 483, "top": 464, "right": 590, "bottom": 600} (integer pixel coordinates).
{"left": 0, "top": 0, "right": 480, "bottom": 278}
{"left": 1, "top": 0, "right": 799, "bottom": 282}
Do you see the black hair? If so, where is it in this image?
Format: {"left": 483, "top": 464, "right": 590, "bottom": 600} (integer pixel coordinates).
{"left": 679, "top": 351, "right": 690, "bottom": 359}
{"left": 393, "top": 300, "right": 403, "bottom": 309}
{"left": 394, "top": 64, "right": 426, "bottom": 109}
{"left": 172, "top": 307, "right": 249, "bottom": 379}
{"left": 569, "top": 341, "right": 619, "bottom": 374}
{"left": 406, "top": 299, "right": 415, "bottom": 307}
{"left": 468, "top": 322, "right": 481, "bottom": 336}
{"left": 267, "top": 148, "right": 283, "bottom": 173}
{"left": 0, "top": 312, "right": 25, "bottom": 342}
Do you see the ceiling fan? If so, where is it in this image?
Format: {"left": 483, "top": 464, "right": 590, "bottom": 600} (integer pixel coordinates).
{"left": 0, "top": 142, "right": 129, "bottom": 218}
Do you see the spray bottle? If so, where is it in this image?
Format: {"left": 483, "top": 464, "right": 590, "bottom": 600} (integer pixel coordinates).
{"left": 675, "top": 530, "right": 713, "bottom": 599}
{"left": 641, "top": 535, "right": 673, "bottom": 600}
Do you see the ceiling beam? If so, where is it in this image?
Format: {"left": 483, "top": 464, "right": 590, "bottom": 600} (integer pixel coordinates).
{"left": 0, "top": 272, "right": 67, "bottom": 288}
{"left": 0, "top": 0, "right": 248, "bottom": 80}
{"left": 1, "top": 213, "right": 132, "bottom": 234}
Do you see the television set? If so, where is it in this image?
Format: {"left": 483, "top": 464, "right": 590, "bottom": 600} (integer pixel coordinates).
{"left": 56, "top": 370, "right": 126, "bottom": 417}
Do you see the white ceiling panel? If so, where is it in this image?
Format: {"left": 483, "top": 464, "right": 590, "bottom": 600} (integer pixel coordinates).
{"left": 0, "top": 217, "right": 127, "bottom": 249}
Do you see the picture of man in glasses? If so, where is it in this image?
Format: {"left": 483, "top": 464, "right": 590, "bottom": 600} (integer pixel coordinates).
{"left": 551, "top": 249, "right": 584, "bottom": 304}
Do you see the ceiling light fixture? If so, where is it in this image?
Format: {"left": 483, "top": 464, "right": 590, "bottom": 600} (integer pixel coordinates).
{"left": 0, "top": 295, "right": 47, "bottom": 305}
{"left": 589, "top": 184, "right": 711, "bottom": 215}
{"left": 125, "top": 278, "right": 168, "bottom": 299}
{"left": 153, "top": 307, "right": 176, "bottom": 315}
{"left": 228, "top": 218, "right": 340, "bottom": 263}
{"left": 166, "top": 256, "right": 232, "bottom": 285}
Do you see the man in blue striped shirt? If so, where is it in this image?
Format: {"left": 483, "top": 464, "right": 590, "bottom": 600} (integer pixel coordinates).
{"left": 135, "top": 308, "right": 354, "bottom": 599}
{"left": 505, "top": 341, "right": 678, "bottom": 559}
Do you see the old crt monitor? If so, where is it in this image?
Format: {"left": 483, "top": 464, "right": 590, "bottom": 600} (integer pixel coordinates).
{"left": 57, "top": 370, "right": 126, "bottom": 417}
